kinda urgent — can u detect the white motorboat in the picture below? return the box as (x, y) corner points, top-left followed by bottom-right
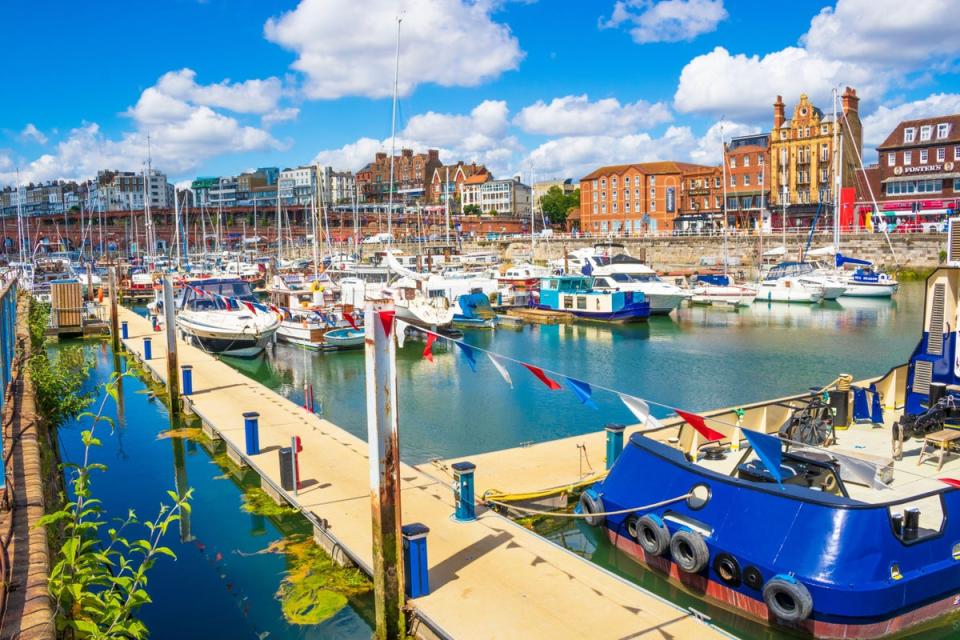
(758, 262), (830, 303)
(689, 274), (758, 307)
(498, 263), (553, 288)
(592, 255), (691, 315)
(758, 276), (824, 304)
(176, 278), (279, 358)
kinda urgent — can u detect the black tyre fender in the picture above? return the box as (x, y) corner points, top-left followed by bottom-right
(670, 529), (710, 573)
(713, 552), (741, 586)
(633, 514), (670, 556)
(743, 565), (763, 590)
(578, 490), (605, 527)
(763, 575), (813, 623)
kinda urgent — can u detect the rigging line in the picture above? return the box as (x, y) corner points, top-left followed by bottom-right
(485, 493), (693, 518)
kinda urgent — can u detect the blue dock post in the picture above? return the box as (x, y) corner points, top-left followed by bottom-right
(605, 424), (625, 470)
(451, 461), (476, 522)
(243, 411), (260, 455)
(143, 336), (152, 360)
(121, 320), (128, 340)
(401, 523), (430, 598)
(181, 365), (193, 396)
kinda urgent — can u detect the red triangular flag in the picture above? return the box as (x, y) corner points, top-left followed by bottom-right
(242, 300), (256, 314)
(378, 310), (395, 337)
(676, 409), (724, 441)
(423, 332), (437, 362)
(522, 363), (562, 390)
(343, 312), (359, 330)
(940, 478), (960, 489)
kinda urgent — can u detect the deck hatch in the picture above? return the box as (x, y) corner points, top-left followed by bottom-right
(928, 283), (945, 356)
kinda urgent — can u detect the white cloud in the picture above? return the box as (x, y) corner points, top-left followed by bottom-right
(0, 154), (12, 172)
(264, 0), (523, 99)
(261, 107), (301, 127)
(153, 68), (283, 114)
(861, 93), (960, 148)
(688, 120), (759, 165)
(402, 100), (510, 149)
(601, 0), (728, 44)
(19, 124), (48, 145)
(312, 137), (388, 172)
(674, 46), (879, 119)
(514, 94), (671, 136)
(802, 0), (960, 66)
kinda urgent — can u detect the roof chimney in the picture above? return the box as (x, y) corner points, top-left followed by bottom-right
(841, 86), (859, 114)
(773, 95), (785, 130)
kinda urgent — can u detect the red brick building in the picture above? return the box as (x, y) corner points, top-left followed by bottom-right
(428, 161), (487, 205)
(580, 161), (722, 235)
(723, 133), (771, 230)
(355, 148), (442, 203)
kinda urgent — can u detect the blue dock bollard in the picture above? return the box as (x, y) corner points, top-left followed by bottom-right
(181, 365), (193, 396)
(451, 461), (476, 522)
(605, 423), (626, 470)
(243, 411), (260, 455)
(121, 320), (128, 340)
(402, 523), (430, 598)
(143, 336), (152, 360)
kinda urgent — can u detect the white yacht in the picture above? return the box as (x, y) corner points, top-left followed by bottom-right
(592, 255), (691, 315)
(175, 278), (280, 358)
(689, 274), (758, 308)
(758, 263), (825, 303)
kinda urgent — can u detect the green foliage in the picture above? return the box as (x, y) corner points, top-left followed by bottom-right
(539, 186), (580, 224)
(38, 371), (193, 639)
(28, 298), (50, 351)
(32, 344), (94, 428)
(462, 204), (482, 216)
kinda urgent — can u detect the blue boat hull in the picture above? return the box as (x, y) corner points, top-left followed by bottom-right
(535, 301), (650, 323)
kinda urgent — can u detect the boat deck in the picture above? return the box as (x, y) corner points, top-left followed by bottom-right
(111, 302), (726, 640)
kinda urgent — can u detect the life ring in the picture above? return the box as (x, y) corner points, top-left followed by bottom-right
(763, 575), (813, 623)
(310, 280), (322, 293)
(713, 553), (741, 587)
(633, 514), (670, 556)
(670, 530), (709, 573)
(578, 490), (605, 527)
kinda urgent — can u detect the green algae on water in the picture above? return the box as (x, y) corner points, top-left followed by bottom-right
(241, 486), (300, 518)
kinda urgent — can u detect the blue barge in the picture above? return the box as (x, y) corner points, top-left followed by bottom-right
(537, 275), (650, 323)
(579, 264), (960, 637)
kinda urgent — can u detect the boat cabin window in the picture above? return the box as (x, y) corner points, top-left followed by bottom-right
(428, 289), (446, 298)
(608, 273), (633, 283)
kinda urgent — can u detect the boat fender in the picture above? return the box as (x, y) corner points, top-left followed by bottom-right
(578, 490), (605, 527)
(743, 565), (763, 590)
(632, 514), (670, 556)
(763, 574), (813, 623)
(713, 553), (741, 587)
(669, 530), (709, 574)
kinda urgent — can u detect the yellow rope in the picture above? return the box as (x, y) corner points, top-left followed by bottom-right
(481, 472), (608, 503)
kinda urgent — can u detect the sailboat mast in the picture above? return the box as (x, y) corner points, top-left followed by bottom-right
(173, 187), (181, 269)
(832, 87), (840, 254)
(275, 181), (282, 261)
(719, 122), (729, 276)
(312, 189), (320, 281)
(386, 15), (402, 241)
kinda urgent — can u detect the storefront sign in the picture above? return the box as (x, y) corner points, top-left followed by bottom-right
(666, 187), (675, 213)
(881, 201), (913, 211)
(894, 164), (944, 175)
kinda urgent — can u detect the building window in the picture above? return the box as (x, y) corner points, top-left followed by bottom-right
(613, 190), (618, 200)
(920, 125), (932, 142)
(601, 204), (606, 213)
(650, 199), (655, 212)
(601, 191), (606, 199)
(821, 125), (828, 135)
(730, 175), (736, 187)
(758, 154), (764, 165)
(904, 127), (916, 143)
(743, 174), (751, 186)
(956, 147), (960, 161)
(593, 191), (598, 201)
(715, 177), (721, 187)
(729, 157), (736, 169)
(624, 201), (631, 212)
(593, 204), (598, 213)
(592, 179), (598, 188)
(887, 153), (895, 167)
(744, 155), (750, 167)
(612, 202), (618, 212)
(885, 179), (943, 195)
(634, 187), (640, 197)
(612, 177), (617, 186)
(938, 147), (946, 162)
(920, 149), (929, 163)
(938, 123), (950, 139)
(805, 127), (810, 137)
(600, 178), (606, 188)
(904, 151), (912, 165)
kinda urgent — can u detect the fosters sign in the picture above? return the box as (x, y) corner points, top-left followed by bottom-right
(893, 162), (955, 175)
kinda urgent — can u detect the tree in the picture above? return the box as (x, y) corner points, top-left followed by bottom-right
(539, 186), (580, 224)
(463, 204), (482, 216)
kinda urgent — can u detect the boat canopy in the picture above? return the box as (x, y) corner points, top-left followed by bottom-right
(835, 253), (872, 268)
(765, 262), (815, 280)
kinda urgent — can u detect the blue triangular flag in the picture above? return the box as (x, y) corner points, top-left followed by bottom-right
(564, 377), (598, 409)
(457, 342), (477, 372)
(253, 302), (269, 313)
(742, 429), (783, 485)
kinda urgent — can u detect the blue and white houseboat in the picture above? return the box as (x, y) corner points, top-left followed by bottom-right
(578, 261), (960, 637)
(537, 275), (650, 322)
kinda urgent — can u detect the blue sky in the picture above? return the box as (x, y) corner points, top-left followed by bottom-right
(3, 0), (958, 187)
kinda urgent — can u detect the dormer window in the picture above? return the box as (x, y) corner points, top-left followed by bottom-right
(938, 123), (950, 139)
(920, 125), (932, 142)
(904, 127), (916, 143)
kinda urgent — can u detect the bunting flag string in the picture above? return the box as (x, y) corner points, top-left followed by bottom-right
(742, 429), (783, 485)
(343, 312), (359, 330)
(940, 478), (960, 489)
(422, 333), (437, 363)
(523, 363), (562, 390)
(618, 393), (651, 427)
(377, 309), (395, 337)
(565, 377), (598, 409)
(396, 320), (409, 348)
(675, 409), (724, 442)
(487, 353), (513, 387)
(457, 342), (478, 372)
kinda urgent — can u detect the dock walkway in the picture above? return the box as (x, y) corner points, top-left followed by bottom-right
(114, 303), (725, 640)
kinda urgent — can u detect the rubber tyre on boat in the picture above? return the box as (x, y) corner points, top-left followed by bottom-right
(669, 530), (709, 573)
(763, 576), (813, 623)
(578, 491), (605, 527)
(633, 515), (670, 556)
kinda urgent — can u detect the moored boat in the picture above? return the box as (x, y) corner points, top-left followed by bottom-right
(175, 278), (279, 358)
(537, 275), (650, 323)
(322, 327), (365, 350)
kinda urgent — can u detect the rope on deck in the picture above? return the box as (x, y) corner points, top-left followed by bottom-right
(485, 492), (693, 518)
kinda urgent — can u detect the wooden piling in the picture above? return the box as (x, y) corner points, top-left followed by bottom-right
(108, 266), (120, 353)
(162, 277), (180, 415)
(364, 301), (405, 639)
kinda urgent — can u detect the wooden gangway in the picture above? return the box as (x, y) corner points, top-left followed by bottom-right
(113, 303), (728, 640)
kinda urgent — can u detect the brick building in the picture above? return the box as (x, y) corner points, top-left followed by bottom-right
(723, 133), (771, 230)
(429, 161), (487, 205)
(579, 161), (722, 235)
(355, 148), (442, 203)
(858, 114), (960, 227)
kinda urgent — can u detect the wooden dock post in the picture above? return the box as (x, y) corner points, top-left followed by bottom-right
(162, 277), (180, 415)
(108, 266), (120, 353)
(364, 300), (405, 640)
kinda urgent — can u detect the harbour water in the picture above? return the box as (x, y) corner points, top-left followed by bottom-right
(108, 282), (940, 639)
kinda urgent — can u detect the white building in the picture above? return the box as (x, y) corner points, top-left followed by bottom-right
(85, 169), (173, 211)
(317, 165), (357, 204)
(279, 166), (317, 205)
(461, 175), (532, 216)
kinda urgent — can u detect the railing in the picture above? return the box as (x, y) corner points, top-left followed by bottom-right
(0, 272), (19, 490)
(464, 228), (947, 243)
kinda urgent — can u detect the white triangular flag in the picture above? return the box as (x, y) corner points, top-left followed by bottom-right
(396, 319), (409, 348)
(619, 393), (651, 427)
(487, 353), (513, 388)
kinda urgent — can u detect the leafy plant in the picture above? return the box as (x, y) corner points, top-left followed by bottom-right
(39, 371), (193, 639)
(32, 345), (94, 427)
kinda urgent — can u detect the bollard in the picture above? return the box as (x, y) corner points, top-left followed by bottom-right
(605, 424), (626, 470)
(243, 411), (260, 455)
(401, 523), (430, 598)
(279, 447), (295, 491)
(151, 315), (160, 332)
(143, 336), (152, 360)
(451, 461), (476, 522)
(181, 365), (193, 396)
(121, 320), (129, 340)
